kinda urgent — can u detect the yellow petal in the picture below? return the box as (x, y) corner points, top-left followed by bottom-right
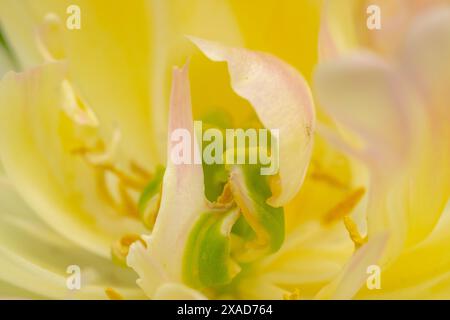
(0, 44), (14, 77)
(316, 232), (388, 299)
(229, 0), (322, 80)
(319, 0), (362, 61)
(357, 201), (450, 299)
(253, 221), (353, 299)
(190, 37), (316, 207)
(0, 0), (158, 166)
(284, 135), (365, 229)
(153, 282), (207, 300)
(0, 62), (145, 257)
(0, 178), (144, 299)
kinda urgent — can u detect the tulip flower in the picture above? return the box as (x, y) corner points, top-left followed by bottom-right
(0, 0), (448, 301)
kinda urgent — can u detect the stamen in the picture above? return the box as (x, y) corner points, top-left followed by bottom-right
(218, 182), (233, 204)
(99, 164), (146, 190)
(118, 182), (140, 218)
(323, 187), (366, 224)
(343, 215), (368, 250)
(129, 161), (152, 180)
(311, 171), (349, 189)
(228, 181), (278, 263)
(35, 13), (65, 61)
(268, 174), (282, 203)
(61, 79), (99, 127)
(36, 13), (98, 127)
(229, 172), (271, 250)
(73, 129), (154, 219)
(209, 182), (234, 209)
(111, 234), (147, 267)
(309, 159), (350, 190)
(82, 127), (121, 165)
(139, 193), (161, 229)
(283, 288), (301, 300)
(105, 288), (124, 300)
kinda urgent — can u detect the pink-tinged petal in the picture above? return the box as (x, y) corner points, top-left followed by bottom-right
(152, 63), (206, 265)
(318, 5), (338, 62)
(316, 232), (389, 299)
(189, 36), (315, 207)
(395, 8), (450, 245)
(314, 52), (413, 173)
(128, 64), (207, 298)
(314, 53), (414, 257)
(318, 0), (362, 61)
(319, 0), (448, 60)
(402, 7), (450, 126)
(362, 0), (449, 57)
(361, 0), (415, 57)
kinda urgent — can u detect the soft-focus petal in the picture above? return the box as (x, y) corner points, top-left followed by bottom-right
(355, 200), (450, 299)
(395, 8), (450, 245)
(0, 0), (160, 166)
(0, 178), (144, 299)
(314, 53), (417, 257)
(284, 135), (366, 230)
(319, 0), (449, 60)
(402, 7), (450, 126)
(316, 232), (388, 299)
(0, 45), (14, 77)
(153, 282), (207, 300)
(314, 52), (413, 170)
(370, 0), (449, 58)
(249, 221), (353, 299)
(0, 62), (145, 257)
(319, 0), (362, 61)
(315, 2), (450, 301)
